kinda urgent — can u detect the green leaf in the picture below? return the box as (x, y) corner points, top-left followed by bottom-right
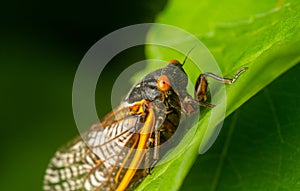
(182, 63), (300, 191)
(136, 0), (300, 190)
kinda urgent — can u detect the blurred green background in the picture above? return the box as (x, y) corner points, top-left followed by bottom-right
(0, 1), (166, 190)
(1, 0), (300, 191)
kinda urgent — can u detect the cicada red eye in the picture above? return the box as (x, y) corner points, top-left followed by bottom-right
(157, 75), (170, 91)
(168, 59), (181, 65)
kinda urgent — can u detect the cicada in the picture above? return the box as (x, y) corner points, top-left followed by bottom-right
(44, 57), (247, 191)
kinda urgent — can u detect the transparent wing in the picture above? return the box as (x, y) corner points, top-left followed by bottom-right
(44, 105), (148, 191)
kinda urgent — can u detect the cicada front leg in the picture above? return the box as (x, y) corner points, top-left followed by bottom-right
(195, 67), (248, 107)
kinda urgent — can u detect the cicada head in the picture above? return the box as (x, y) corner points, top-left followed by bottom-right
(124, 59), (189, 105)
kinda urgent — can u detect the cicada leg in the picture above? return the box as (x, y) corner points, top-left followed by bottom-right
(195, 67), (248, 107)
(144, 137), (154, 174)
(146, 114), (165, 174)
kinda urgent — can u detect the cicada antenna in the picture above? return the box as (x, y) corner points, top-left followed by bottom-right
(182, 45), (197, 66)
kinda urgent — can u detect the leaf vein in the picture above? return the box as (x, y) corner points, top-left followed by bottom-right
(210, 111), (240, 191)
